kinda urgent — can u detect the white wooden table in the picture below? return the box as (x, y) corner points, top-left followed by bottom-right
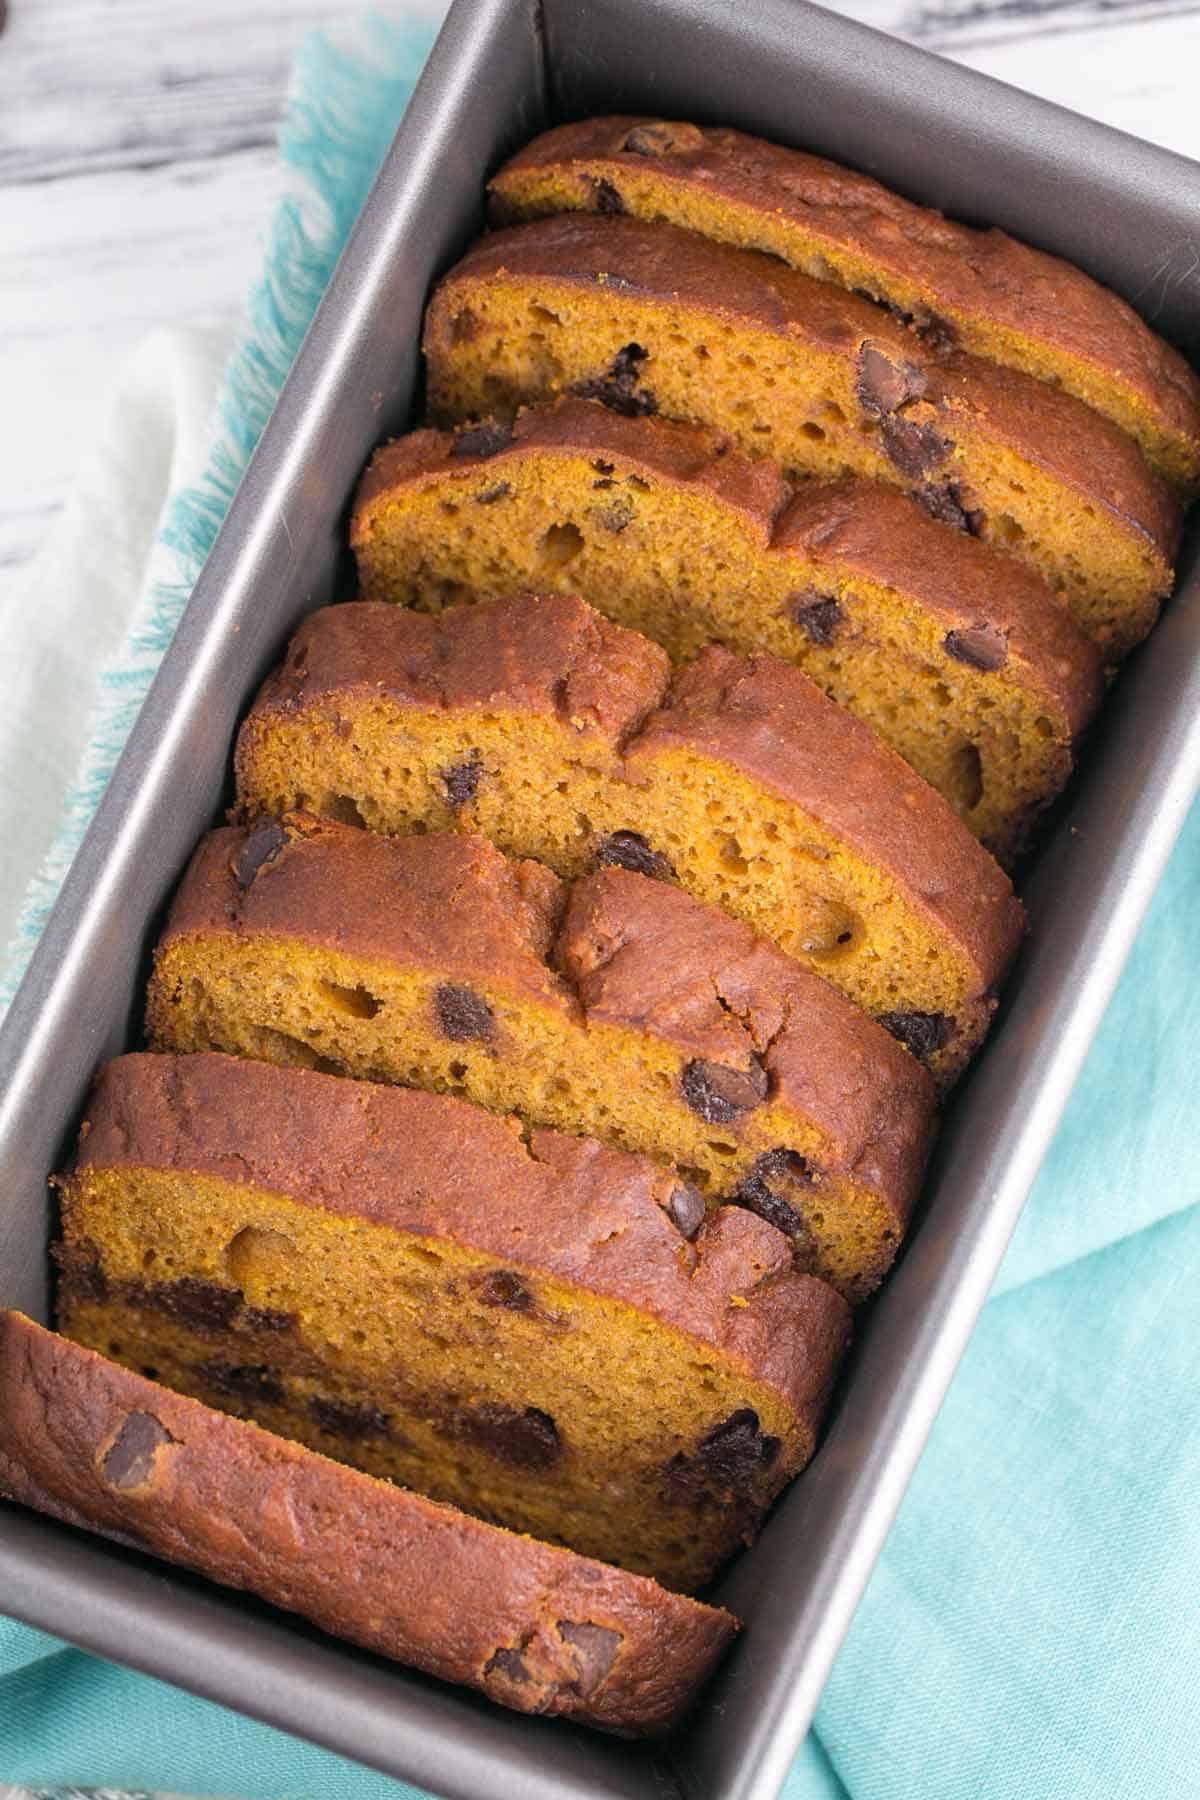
(1, 0), (1197, 599)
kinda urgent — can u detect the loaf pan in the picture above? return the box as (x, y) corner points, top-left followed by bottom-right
(2, 1), (1199, 1795)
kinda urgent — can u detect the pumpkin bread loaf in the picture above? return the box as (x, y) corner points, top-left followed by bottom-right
(350, 398), (1104, 859)
(144, 825), (934, 1295)
(54, 1054), (850, 1590)
(233, 601), (1025, 1079)
(488, 117), (1200, 492)
(0, 1313), (737, 1731)
(423, 216), (1180, 658)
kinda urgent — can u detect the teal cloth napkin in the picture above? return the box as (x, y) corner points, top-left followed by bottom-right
(3, 17), (1199, 1797)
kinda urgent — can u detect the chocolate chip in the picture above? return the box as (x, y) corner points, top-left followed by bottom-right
(54, 1247), (109, 1306)
(591, 459), (615, 477)
(681, 1057), (769, 1124)
(309, 1394), (392, 1440)
(594, 495), (635, 532)
(484, 1645), (532, 1685)
(944, 625), (1008, 672)
(877, 1009), (951, 1061)
(594, 829), (675, 882)
(449, 419), (515, 460)
(573, 343), (657, 418)
(556, 1621), (623, 1696)
(232, 819), (290, 890)
(101, 1411), (173, 1490)
(478, 1269), (535, 1312)
(434, 983), (495, 1044)
(620, 122), (703, 156)
(474, 481), (512, 505)
(240, 1305), (293, 1334)
(914, 483), (980, 534)
(916, 311), (958, 354)
(441, 753), (482, 811)
(664, 1407), (782, 1500)
(700, 1409), (782, 1478)
(855, 344), (927, 416)
(666, 1182), (705, 1239)
(730, 1148), (813, 1238)
(457, 1402), (561, 1469)
(789, 592), (845, 645)
(588, 176), (625, 215)
(198, 1361), (285, 1407)
(880, 415), (950, 479)
(144, 1277), (241, 1333)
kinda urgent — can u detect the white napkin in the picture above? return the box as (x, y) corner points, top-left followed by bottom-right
(2, 324), (234, 956)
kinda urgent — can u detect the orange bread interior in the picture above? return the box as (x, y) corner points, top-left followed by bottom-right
(423, 216), (1179, 658)
(57, 1054), (849, 1591)
(350, 402), (1103, 860)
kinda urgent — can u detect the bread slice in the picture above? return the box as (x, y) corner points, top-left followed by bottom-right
(423, 215), (1181, 658)
(144, 822), (933, 1296)
(350, 398), (1103, 860)
(488, 117), (1200, 493)
(0, 1311), (737, 1731)
(54, 1054), (850, 1591)
(233, 599), (1025, 1081)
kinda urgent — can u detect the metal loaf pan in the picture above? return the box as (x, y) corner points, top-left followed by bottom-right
(2, 1), (1199, 1795)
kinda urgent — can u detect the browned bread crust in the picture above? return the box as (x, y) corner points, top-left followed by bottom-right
(66, 1052), (851, 1420)
(351, 397), (1104, 858)
(249, 567), (671, 748)
(423, 215), (1180, 657)
(145, 822), (934, 1295)
(489, 117), (1200, 490)
(0, 1311), (737, 1734)
(233, 601), (1024, 1081)
(634, 643), (1025, 998)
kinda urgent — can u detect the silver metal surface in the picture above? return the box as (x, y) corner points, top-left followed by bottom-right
(2, 0), (1198, 1795)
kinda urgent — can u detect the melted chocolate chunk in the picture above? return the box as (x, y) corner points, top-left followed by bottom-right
(556, 1621), (623, 1696)
(474, 480), (513, 505)
(198, 1361), (285, 1407)
(665, 1407), (781, 1500)
(944, 625), (1009, 672)
(877, 1009), (951, 1062)
(449, 419), (515, 460)
(232, 819), (290, 890)
(594, 829), (675, 882)
(434, 983), (496, 1044)
(477, 1269), (535, 1312)
(914, 483), (980, 535)
(54, 1247), (109, 1306)
(917, 311), (958, 354)
(309, 1394), (392, 1441)
(789, 592), (845, 645)
(680, 1056), (769, 1125)
(573, 343), (657, 418)
(484, 1645), (531, 1685)
(880, 415), (951, 480)
(730, 1148), (813, 1238)
(144, 1277), (241, 1333)
(595, 495), (635, 533)
(458, 1402), (562, 1470)
(855, 344), (927, 417)
(101, 1411), (173, 1490)
(441, 753), (483, 811)
(241, 1305), (293, 1334)
(666, 1181), (705, 1240)
(588, 176), (625, 215)
(620, 122), (703, 156)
